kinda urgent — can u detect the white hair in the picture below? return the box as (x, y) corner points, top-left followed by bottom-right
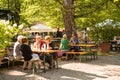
(17, 35), (23, 41)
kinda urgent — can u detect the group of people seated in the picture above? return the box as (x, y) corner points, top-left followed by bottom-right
(13, 35), (56, 70)
(0, 32), (80, 69)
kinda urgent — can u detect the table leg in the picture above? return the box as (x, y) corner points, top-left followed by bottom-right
(43, 53), (46, 72)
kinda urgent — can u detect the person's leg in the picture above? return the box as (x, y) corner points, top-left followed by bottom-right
(69, 49), (74, 59)
(52, 53), (57, 60)
(28, 61), (32, 69)
(45, 55), (52, 68)
(51, 53), (56, 68)
(23, 61), (28, 69)
(39, 54), (47, 69)
(15, 56), (22, 60)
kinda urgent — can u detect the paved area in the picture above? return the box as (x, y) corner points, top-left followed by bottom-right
(0, 52), (120, 80)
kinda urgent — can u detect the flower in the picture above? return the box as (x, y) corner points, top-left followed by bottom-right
(0, 20), (22, 50)
(5, 31), (9, 34)
(13, 23), (17, 27)
(18, 24), (23, 29)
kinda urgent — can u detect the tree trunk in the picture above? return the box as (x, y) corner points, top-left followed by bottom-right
(62, 0), (76, 40)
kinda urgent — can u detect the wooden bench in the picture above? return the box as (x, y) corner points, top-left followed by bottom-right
(91, 49), (98, 60)
(13, 59), (45, 73)
(0, 56), (13, 67)
(64, 51), (88, 61)
(0, 61), (8, 67)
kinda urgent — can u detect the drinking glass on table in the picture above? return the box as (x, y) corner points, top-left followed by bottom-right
(30, 43), (34, 50)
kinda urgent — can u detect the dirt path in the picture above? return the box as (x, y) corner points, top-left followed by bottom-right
(0, 52), (120, 80)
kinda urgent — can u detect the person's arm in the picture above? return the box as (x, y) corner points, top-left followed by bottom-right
(15, 44), (21, 57)
(59, 39), (63, 49)
(48, 42), (54, 50)
(69, 37), (75, 44)
(33, 42), (37, 49)
(69, 38), (72, 43)
(59, 44), (62, 50)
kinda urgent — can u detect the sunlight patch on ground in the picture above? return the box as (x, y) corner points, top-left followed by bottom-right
(4, 70), (26, 76)
(61, 63), (98, 73)
(61, 62), (120, 72)
(61, 76), (82, 80)
(60, 62), (106, 76)
(25, 75), (49, 80)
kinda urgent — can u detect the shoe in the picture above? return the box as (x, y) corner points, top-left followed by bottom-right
(48, 66), (52, 69)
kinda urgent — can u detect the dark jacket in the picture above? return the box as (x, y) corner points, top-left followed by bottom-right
(20, 44), (32, 61)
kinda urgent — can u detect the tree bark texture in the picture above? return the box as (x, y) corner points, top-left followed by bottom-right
(62, 0), (76, 40)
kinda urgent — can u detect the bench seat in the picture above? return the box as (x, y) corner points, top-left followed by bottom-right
(62, 51), (88, 61)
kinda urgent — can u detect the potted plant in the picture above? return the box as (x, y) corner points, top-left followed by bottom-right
(88, 24), (120, 53)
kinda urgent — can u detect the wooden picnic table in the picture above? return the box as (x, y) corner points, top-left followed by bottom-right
(70, 43), (96, 51)
(32, 49), (59, 72)
(69, 44), (97, 61)
(70, 43), (95, 47)
(32, 49), (58, 53)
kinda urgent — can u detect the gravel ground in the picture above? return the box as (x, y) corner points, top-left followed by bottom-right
(0, 52), (120, 80)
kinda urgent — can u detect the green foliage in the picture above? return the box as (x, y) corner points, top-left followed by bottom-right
(75, 0), (120, 29)
(0, 20), (22, 50)
(20, 0), (63, 28)
(1, 0), (120, 36)
(88, 23), (120, 43)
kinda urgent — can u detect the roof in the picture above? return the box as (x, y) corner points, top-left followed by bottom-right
(23, 24), (56, 32)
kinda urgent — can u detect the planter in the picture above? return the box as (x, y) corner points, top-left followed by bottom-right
(99, 43), (110, 53)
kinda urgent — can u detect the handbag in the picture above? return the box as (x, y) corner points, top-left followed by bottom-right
(57, 50), (62, 58)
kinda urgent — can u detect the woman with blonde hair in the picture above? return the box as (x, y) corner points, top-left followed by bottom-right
(59, 34), (69, 52)
(42, 36), (55, 69)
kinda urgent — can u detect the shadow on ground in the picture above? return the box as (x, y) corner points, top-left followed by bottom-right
(0, 66), (107, 80)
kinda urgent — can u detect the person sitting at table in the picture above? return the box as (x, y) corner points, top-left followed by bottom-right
(32, 35), (44, 67)
(33, 35), (44, 51)
(59, 34), (69, 57)
(69, 33), (79, 52)
(13, 35), (24, 60)
(20, 37), (40, 70)
(42, 36), (56, 69)
(69, 33), (80, 59)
